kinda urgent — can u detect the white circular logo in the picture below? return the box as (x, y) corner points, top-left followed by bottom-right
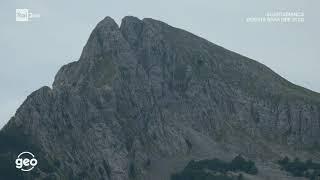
(15, 152), (38, 171)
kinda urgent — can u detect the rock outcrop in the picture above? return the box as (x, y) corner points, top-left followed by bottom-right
(0, 16), (319, 180)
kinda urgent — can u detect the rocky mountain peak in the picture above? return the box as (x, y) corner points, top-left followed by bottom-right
(120, 16), (143, 48)
(80, 16), (125, 60)
(1, 16), (320, 180)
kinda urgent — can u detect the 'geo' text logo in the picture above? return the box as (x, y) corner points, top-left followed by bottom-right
(15, 152), (38, 171)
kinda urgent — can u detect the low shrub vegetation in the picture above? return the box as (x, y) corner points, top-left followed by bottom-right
(171, 155), (257, 180)
(278, 156), (320, 180)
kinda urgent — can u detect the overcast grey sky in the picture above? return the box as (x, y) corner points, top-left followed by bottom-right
(0, 0), (319, 128)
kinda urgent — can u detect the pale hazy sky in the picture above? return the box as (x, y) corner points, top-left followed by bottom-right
(0, 0), (319, 128)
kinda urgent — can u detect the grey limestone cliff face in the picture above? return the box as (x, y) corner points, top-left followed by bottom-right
(1, 16), (320, 180)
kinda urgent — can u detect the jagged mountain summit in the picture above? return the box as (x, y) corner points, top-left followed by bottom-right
(0, 16), (320, 180)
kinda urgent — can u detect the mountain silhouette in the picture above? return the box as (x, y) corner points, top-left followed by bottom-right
(1, 16), (319, 180)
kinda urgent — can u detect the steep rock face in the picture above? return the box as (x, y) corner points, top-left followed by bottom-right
(1, 16), (320, 180)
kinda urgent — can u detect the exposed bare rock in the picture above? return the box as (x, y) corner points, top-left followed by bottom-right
(0, 16), (319, 180)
